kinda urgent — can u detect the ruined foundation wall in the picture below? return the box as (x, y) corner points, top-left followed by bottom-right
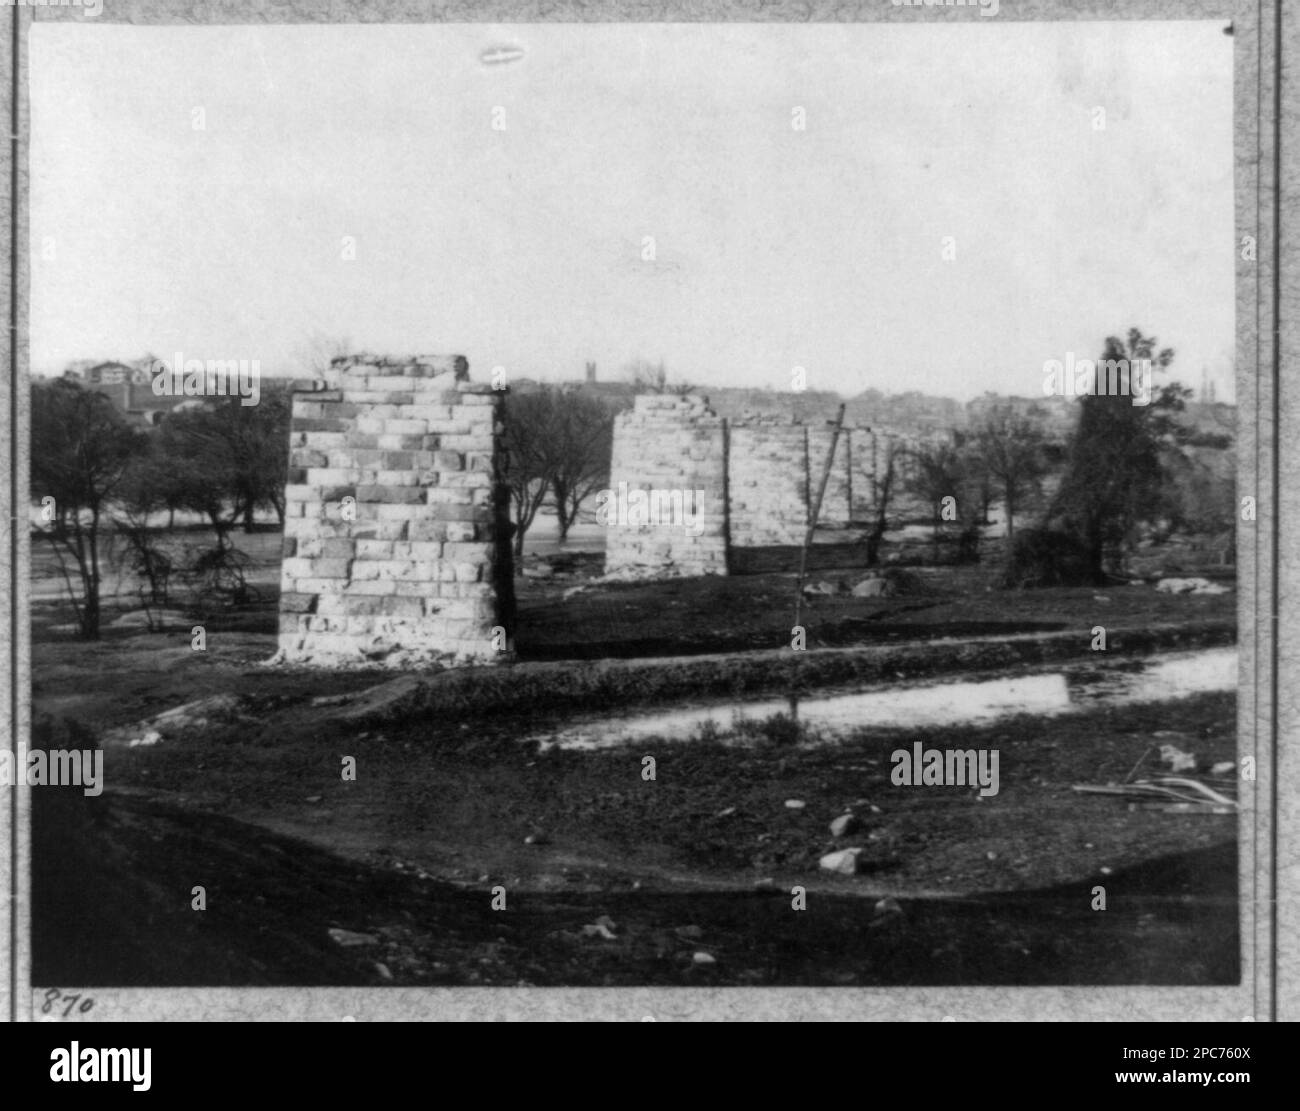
(277, 355), (511, 667)
(727, 424), (809, 547)
(603, 395), (729, 577)
(722, 424), (859, 547)
(606, 398), (915, 576)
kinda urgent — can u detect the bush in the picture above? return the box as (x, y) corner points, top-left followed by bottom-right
(1001, 527), (1103, 589)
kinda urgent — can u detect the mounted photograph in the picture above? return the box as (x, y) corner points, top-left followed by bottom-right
(23, 15), (1240, 997)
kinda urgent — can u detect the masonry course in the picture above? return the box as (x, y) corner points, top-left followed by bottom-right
(274, 355), (513, 668)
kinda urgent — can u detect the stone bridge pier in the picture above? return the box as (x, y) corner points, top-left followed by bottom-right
(275, 354), (514, 668)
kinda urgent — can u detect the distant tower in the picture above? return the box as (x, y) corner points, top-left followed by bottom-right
(585, 361), (596, 384)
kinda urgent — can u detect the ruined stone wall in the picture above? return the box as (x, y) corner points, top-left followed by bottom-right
(603, 394), (729, 577)
(727, 423), (808, 547)
(724, 423), (861, 546)
(605, 398), (921, 576)
(277, 355), (512, 667)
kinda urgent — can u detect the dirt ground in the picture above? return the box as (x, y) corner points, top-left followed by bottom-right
(29, 547), (1240, 987)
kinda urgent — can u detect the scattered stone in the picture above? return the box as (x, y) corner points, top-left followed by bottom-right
(830, 813), (860, 838)
(146, 694), (246, 735)
(328, 928), (379, 947)
(784, 799), (806, 810)
(1155, 576), (1229, 595)
(581, 922), (618, 941)
(801, 580), (839, 597)
(1158, 744), (1198, 773)
(873, 897), (903, 918)
(523, 833), (550, 846)
(1211, 760), (1236, 776)
(304, 795), (323, 804)
(692, 951), (717, 966)
(128, 730), (163, 748)
(851, 577), (889, 598)
(819, 848), (864, 875)
(715, 806), (737, 818)
(374, 962), (393, 981)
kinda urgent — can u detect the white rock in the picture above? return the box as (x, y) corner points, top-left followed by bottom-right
(819, 848), (864, 875)
(1159, 744), (1198, 773)
(830, 813), (860, 838)
(851, 577), (888, 598)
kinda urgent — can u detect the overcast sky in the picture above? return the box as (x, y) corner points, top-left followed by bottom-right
(31, 20), (1234, 400)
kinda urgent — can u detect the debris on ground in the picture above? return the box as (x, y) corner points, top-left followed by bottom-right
(128, 730), (163, 748)
(851, 577), (891, 598)
(1073, 776), (1237, 811)
(328, 928), (379, 947)
(819, 848), (864, 875)
(581, 914), (619, 941)
(801, 580), (841, 597)
(1158, 744), (1199, 774)
(1154, 577), (1230, 595)
(873, 897), (903, 918)
(829, 813), (860, 838)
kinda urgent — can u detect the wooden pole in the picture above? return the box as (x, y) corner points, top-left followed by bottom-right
(794, 403), (847, 637)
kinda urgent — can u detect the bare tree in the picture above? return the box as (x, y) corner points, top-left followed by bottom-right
(31, 378), (144, 638)
(502, 389), (557, 559)
(626, 357), (692, 396)
(858, 433), (904, 567)
(626, 358), (667, 393)
(547, 387), (615, 541)
(968, 403), (1049, 542)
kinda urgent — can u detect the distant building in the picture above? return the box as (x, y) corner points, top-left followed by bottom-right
(59, 357), (192, 426)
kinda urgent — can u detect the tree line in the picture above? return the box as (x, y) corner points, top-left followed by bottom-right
(29, 329), (1233, 639)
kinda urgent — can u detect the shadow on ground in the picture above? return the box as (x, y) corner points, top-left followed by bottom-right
(33, 788), (1237, 988)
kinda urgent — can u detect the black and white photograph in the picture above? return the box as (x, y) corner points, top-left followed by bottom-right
(5, 0), (1282, 1030)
